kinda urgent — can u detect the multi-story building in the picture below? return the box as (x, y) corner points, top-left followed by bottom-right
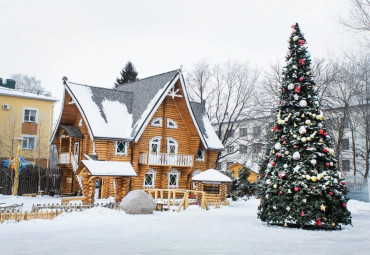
(0, 78), (57, 168)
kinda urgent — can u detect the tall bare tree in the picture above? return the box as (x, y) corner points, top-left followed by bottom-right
(10, 74), (44, 91)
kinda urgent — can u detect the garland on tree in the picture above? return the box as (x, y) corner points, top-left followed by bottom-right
(257, 23), (352, 230)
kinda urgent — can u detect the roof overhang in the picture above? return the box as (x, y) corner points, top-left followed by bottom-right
(80, 160), (137, 177)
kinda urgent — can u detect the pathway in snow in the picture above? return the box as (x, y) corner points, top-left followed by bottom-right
(0, 196), (369, 255)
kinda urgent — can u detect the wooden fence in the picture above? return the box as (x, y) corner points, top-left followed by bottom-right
(0, 166), (61, 195)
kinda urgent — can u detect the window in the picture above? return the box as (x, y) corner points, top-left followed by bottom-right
(167, 168), (180, 188)
(341, 138), (349, 150)
(204, 184), (220, 194)
(149, 137), (161, 153)
(24, 108), (38, 123)
(252, 143), (262, 153)
(167, 137), (178, 154)
(228, 129), (235, 138)
(240, 145), (248, 154)
(240, 127), (248, 137)
(143, 168), (156, 188)
(22, 135), (36, 150)
(226, 162), (234, 169)
(115, 141), (128, 156)
(226, 146), (234, 153)
(196, 149), (205, 161)
(253, 126), (261, 135)
(215, 162), (222, 170)
(342, 160), (350, 172)
(79, 118), (83, 126)
(151, 117), (162, 127)
(167, 118), (178, 129)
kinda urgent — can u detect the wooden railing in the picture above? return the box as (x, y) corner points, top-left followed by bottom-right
(139, 153), (193, 167)
(59, 153), (70, 164)
(144, 188), (208, 212)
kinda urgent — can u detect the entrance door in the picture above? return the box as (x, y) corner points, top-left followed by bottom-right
(74, 142), (80, 162)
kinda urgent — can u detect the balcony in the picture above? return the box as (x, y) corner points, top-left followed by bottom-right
(59, 153), (79, 171)
(139, 153), (193, 167)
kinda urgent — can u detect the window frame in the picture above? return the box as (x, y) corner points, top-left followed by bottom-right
(115, 141), (128, 156)
(23, 108), (38, 123)
(240, 127), (248, 137)
(151, 117), (162, 127)
(22, 135), (37, 150)
(167, 118), (178, 129)
(226, 145), (234, 153)
(342, 160), (350, 172)
(149, 136), (162, 153)
(196, 149), (205, 162)
(239, 144), (248, 154)
(341, 138), (350, 151)
(167, 168), (181, 188)
(166, 137), (178, 154)
(143, 168), (157, 188)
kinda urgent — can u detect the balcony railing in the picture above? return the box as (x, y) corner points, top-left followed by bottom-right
(59, 153), (79, 172)
(139, 153), (193, 167)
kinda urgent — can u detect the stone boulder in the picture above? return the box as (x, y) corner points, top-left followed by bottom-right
(120, 190), (156, 214)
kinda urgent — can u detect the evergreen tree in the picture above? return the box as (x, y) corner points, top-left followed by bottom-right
(231, 167), (255, 200)
(257, 23), (352, 229)
(114, 61), (138, 88)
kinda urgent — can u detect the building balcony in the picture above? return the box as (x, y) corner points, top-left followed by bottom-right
(59, 153), (79, 171)
(139, 153), (193, 167)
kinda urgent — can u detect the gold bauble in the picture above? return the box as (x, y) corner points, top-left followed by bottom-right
(273, 184), (278, 189)
(331, 222), (336, 227)
(307, 137), (311, 141)
(311, 176), (317, 182)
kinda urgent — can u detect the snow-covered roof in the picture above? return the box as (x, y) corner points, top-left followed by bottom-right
(53, 69), (223, 150)
(190, 102), (224, 150)
(0, 87), (57, 101)
(81, 160), (137, 176)
(192, 169), (232, 183)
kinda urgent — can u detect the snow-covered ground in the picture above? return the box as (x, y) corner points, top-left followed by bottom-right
(1, 195), (370, 255)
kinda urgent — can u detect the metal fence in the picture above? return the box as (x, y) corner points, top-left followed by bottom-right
(345, 175), (369, 202)
(0, 166), (61, 196)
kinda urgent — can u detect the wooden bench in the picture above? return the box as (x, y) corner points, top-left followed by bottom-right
(23, 193), (37, 197)
(61, 196), (84, 205)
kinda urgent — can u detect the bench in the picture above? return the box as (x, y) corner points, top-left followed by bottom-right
(61, 196), (84, 205)
(23, 193), (37, 197)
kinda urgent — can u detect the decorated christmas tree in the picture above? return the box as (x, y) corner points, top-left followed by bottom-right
(257, 23), (352, 229)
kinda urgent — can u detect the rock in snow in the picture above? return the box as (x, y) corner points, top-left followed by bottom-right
(120, 190), (156, 214)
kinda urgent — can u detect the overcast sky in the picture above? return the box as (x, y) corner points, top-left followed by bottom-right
(0, 0), (360, 106)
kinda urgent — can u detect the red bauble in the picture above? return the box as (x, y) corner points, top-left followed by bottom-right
(293, 145), (297, 149)
(276, 153), (282, 158)
(271, 162), (276, 166)
(295, 85), (301, 93)
(325, 163), (330, 167)
(298, 39), (305, 46)
(299, 77), (304, 82)
(319, 129), (324, 135)
(317, 218), (322, 226)
(313, 187), (316, 190)
(294, 187), (299, 192)
(301, 211), (305, 216)
(274, 124), (278, 131)
(342, 203), (346, 208)
(341, 181), (346, 186)
(299, 59), (305, 65)
(323, 148), (328, 153)
(329, 192), (334, 196)
(323, 132), (327, 137)
(283, 87), (286, 91)
(280, 191), (284, 195)
(265, 174), (268, 178)
(283, 140), (287, 144)
(292, 24), (297, 29)
(306, 146), (310, 150)
(281, 135), (285, 139)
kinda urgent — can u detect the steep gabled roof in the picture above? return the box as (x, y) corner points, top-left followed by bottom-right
(190, 102), (224, 150)
(51, 69), (223, 150)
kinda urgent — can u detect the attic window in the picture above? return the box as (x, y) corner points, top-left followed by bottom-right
(79, 119), (83, 126)
(167, 118), (178, 129)
(196, 149), (205, 162)
(151, 117), (162, 127)
(115, 141), (128, 156)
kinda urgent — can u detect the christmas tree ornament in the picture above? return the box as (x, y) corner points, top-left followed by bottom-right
(285, 151), (289, 155)
(311, 159), (317, 165)
(294, 94), (299, 100)
(299, 77), (304, 82)
(294, 187), (299, 192)
(342, 203), (346, 208)
(301, 211), (305, 216)
(271, 162), (276, 166)
(329, 148), (335, 155)
(286, 206), (291, 211)
(299, 126), (307, 134)
(293, 36), (299, 41)
(305, 120), (311, 125)
(280, 191), (284, 195)
(283, 164), (288, 169)
(298, 39), (305, 45)
(311, 176), (317, 182)
(266, 179), (271, 185)
(293, 165), (300, 173)
(275, 143), (282, 150)
(323, 148), (328, 153)
(295, 85), (301, 93)
(303, 198), (307, 203)
(288, 83), (295, 90)
(292, 65), (298, 69)
(273, 184), (278, 189)
(317, 218), (322, 226)
(330, 162), (333, 166)
(331, 222), (336, 227)
(299, 100), (307, 107)
(301, 137), (307, 143)
(299, 59), (305, 65)
(293, 151), (301, 160)
(306, 71), (311, 75)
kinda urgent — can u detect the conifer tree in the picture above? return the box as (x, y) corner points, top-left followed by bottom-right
(231, 167), (254, 199)
(257, 23), (352, 229)
(114, 61), (138, 88)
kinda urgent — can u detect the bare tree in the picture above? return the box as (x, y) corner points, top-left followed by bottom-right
(187, 61), (260, 163)
(10, 74), (44, 91)
(339, 0), (370, 46)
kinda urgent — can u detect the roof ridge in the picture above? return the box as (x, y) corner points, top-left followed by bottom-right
(116, 69), (179, 88)
(66, 81), (133, 95)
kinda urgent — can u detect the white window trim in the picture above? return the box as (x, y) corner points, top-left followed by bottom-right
(149, 136), (162, 153)
(23, 107), (38, 123)
(167, 118), (178, 129)
(151, 117), (162, 127)
(167, 168), (181, 189)
(143, 168), (157, 188)
(166, 137), (178, 154)
(196, 149), (205, 162)
(115, 141), (128, 156)
(22, 135), (37, 151)
(79, 118), (83, 126)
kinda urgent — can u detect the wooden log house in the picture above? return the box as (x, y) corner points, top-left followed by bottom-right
(51, 70), (224, 204)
